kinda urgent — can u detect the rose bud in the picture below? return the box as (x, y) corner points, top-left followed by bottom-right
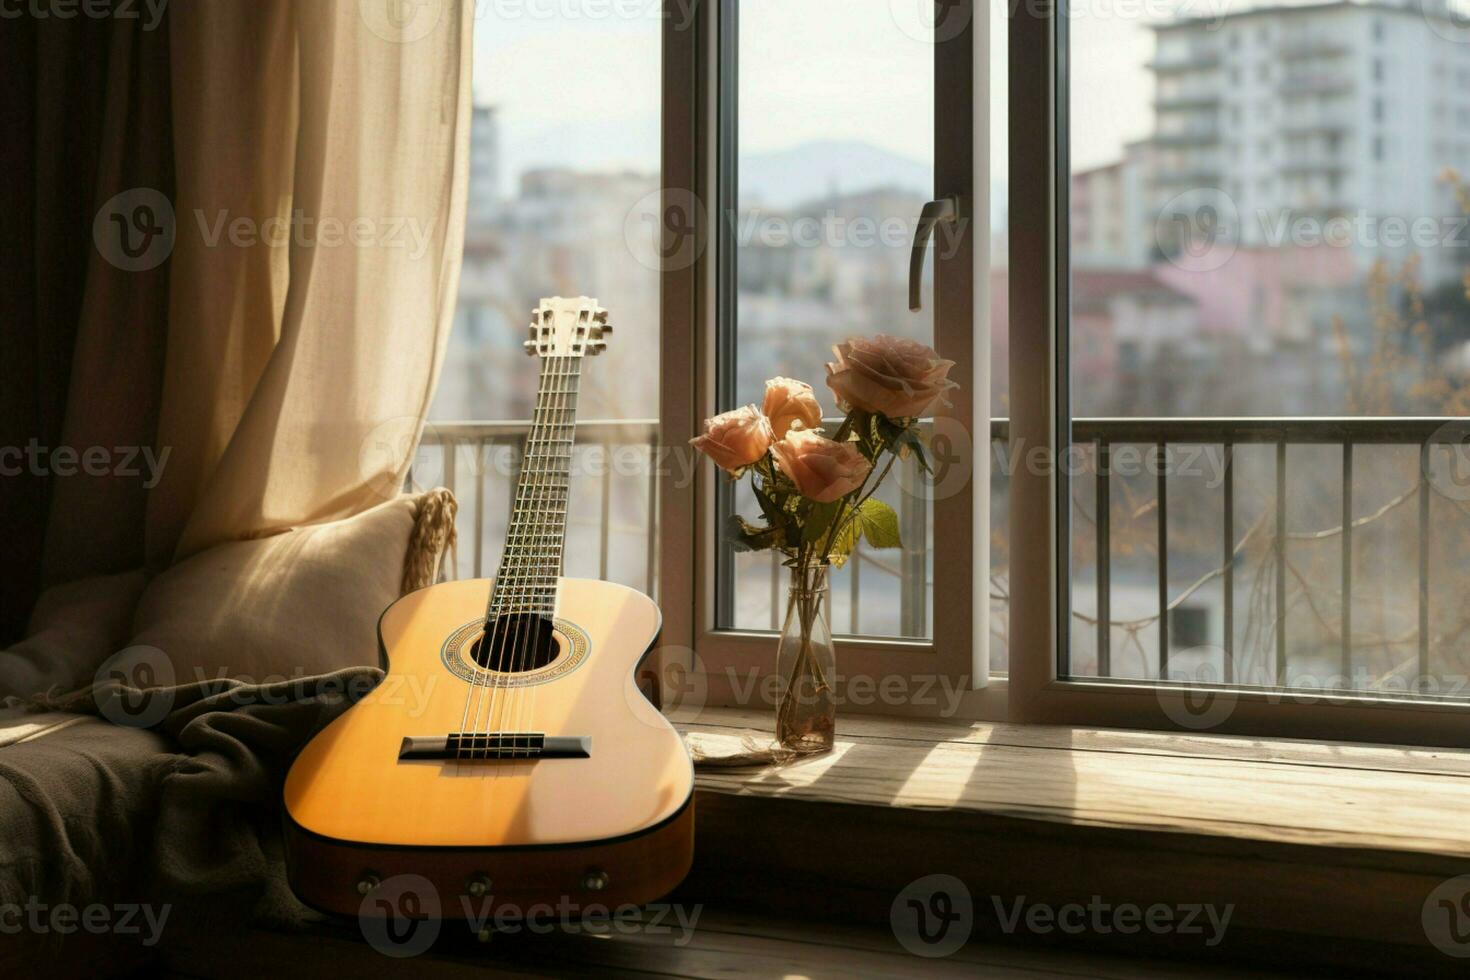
(771, 428), (871, 504)
(689, 405), (774, 474)
(762, 376), (824, 439)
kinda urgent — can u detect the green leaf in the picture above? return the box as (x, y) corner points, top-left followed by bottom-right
(725, 514), (783, 553)
(800, 500), (842, 548)
(753, 483), (785, 526)
(894, 426), (932, 474)
(855, 498), (902, 550)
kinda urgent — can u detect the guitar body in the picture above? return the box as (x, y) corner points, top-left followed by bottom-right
(283, 575), (695, 919)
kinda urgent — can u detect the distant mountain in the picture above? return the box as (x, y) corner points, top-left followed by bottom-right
(739, 141), (932, 209)
(740, 139), (1010, 232)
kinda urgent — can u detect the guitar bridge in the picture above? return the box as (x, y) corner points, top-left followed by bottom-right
(398, 733), (592, 761)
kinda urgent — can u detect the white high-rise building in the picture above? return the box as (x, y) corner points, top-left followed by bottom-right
(466, 105), (501, 232)
(1149, 0), (1470, 285)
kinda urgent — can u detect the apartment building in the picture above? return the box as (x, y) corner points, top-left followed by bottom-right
(1153, 0), (1470, 283)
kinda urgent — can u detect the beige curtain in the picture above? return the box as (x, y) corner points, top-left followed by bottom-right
(149, 0), (471, 565)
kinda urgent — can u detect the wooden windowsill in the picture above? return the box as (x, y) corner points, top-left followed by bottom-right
(676, 708), (1470, 973)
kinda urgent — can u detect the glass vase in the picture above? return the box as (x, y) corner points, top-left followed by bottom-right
(774, 563), (836, 754)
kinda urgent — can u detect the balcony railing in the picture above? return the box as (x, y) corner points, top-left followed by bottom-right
(418, 417), (1466, 691)
(415, 418), (930, 637)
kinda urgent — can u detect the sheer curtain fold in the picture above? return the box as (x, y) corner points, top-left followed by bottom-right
(152, 0), (472, 564)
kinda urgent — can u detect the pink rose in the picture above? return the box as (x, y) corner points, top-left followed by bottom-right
(771, 428), (871, 503)
(690, 405), (773, 474)
(762, 377), (824, 439)
(825, 335), (957, 419)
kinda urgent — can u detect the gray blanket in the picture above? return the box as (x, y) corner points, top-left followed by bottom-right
(0, 667), (381, 972)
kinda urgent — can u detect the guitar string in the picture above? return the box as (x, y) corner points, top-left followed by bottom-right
(496, 350), (557, 759)
(492, 351), (564, 757)
(458, 349), (555, 759)
(514, 344), (579, 758)
(505, 347), (576, 758)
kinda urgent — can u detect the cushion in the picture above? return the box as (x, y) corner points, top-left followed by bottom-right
(122, 490), (455, 685)
(0, 570), (148, 700)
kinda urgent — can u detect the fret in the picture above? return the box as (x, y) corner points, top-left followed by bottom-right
(485, 355), (586, 621)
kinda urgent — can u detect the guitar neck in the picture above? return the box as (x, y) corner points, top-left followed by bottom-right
(487, 355), (584, 619)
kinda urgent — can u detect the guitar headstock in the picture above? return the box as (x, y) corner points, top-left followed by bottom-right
(523, 296), (612, 359)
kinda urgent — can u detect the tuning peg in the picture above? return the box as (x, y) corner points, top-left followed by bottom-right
(594, 310), (609, 324)
(599, 323), (613, 335)
(523, 340), (538, 356)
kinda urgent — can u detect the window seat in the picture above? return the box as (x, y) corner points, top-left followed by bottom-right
(677, 707), (1470, 975)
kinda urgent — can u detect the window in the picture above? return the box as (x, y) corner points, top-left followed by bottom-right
(427, 6), (663, 595)
(1007, 0), (1470, 745)
(721, 1), (939, 642)
(659, 0), (990, 712)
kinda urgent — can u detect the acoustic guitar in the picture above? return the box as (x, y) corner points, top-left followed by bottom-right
(283, 297), (694, 921)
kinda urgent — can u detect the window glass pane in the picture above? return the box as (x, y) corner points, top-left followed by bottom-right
(721, 0), (936, 639)
(1065, 0), (1470, 698)
(989, 0), (1010, 673)
(427, 8), (661, 594)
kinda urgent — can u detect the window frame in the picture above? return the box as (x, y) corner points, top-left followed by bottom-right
(1005, 1), (1470, 748)
(658, 0), (996, 719)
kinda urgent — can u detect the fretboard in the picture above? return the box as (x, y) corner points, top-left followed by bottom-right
(486, 356), (583, 622)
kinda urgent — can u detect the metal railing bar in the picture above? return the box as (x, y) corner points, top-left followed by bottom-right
(1223, 441), (1234, 685)
(645, 445), (659, 596)
(769, 553), (781, 632)
(1096, 438), (1111, 677)
(1157, 441), (1169, 679)
(598, 452), (613, 582)
(474, 441), (486, 578)
(1066, 417), (1459, 444)
(1419, 441), (1431, 687)
(1341, 441), (1352, 684)
(1276, 441), (1288, 687)
(422, 418), (660, 442)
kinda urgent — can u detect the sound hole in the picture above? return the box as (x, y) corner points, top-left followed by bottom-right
(469, 615), (558, 672)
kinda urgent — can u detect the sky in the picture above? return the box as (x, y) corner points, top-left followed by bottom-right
(468, 0), (1225, 193)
